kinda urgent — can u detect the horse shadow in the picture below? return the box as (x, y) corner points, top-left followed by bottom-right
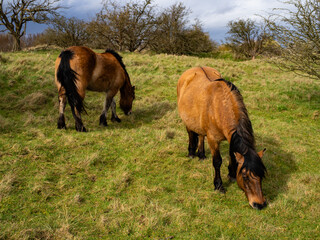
(256, 135), (296, 202)
(88, 100), (176, 131)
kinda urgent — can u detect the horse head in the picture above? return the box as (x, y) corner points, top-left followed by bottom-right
(234, 149), (267, 210)
(120, 85), (135, 115)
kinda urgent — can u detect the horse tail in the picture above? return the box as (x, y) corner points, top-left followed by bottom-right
(57, 50), (86, 114)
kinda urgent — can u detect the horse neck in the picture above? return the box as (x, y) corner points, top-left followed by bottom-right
(229, 91), (256, 151)
(120, 74), (132, 99)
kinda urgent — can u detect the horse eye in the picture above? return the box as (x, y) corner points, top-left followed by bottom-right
(242, 173), (249, 181)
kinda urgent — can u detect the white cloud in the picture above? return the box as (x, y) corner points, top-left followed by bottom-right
(152, 0), (289, 40)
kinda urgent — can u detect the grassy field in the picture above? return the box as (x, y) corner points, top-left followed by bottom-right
(0, 49), (319, 239)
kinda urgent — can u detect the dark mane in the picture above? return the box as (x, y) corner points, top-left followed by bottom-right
(105, 49), (130, 82)
(214, 78), (239, 92)
(230, 131), (266, 179)
(199, 67), (239, 92)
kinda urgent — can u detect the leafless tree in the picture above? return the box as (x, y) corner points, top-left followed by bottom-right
(40, 16), (89, 47)
(225, 18), (271, 60)
(89, 0), (157, 52)
(150, 2), (190, 54)
(264, 0), (320, 80)
(149, 3), (215, 55)
(0, 0), (61, 51)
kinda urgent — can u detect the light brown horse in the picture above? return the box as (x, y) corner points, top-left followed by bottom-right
(54, 46), (135, 132)
(177, 66), (267, 210)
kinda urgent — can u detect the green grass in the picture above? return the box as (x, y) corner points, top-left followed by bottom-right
(0, 49), (320, 239)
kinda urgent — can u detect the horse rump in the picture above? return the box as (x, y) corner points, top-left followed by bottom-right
(57, 50), (86, 114)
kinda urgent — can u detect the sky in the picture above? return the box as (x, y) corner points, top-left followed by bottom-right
(22, 0), (289, 42)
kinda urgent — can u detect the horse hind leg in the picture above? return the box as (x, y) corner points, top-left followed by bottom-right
(186, 128), (199, 158)
(71, 107), (87, 132)
(57, 90), (67, 129)
(197, 135), (206, 160)
(111, 98), (121, 123)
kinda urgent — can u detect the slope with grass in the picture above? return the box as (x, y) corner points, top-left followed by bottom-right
(0, 50), (319, 239)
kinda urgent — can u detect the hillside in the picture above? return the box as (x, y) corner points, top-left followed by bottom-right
(0, 50), (319, 239)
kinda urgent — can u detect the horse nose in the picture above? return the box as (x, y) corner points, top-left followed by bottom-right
(127, 110), (132, 115)
(252, 201), (267, 210)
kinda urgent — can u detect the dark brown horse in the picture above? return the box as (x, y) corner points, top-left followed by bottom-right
(177, 66), (267, 210)
(54, 46), (135, 132)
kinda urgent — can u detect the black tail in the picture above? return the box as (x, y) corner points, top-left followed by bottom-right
(57, 50), (86, 114)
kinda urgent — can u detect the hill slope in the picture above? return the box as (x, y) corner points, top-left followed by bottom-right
(0, 50), (320, 239)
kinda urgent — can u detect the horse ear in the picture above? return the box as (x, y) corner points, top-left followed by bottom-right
(234, 152), (244, 164)
(257, 148), (266, 158)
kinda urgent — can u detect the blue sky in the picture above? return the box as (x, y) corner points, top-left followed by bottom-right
(23, 0), (289, 42)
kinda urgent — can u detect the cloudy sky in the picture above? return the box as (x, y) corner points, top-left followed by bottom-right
(25, 0), (289, 42)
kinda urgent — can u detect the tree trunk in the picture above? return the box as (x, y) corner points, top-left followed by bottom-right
(13, 36), (22, 51)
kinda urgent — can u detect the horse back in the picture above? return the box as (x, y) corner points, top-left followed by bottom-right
(177, 67), (239, 140)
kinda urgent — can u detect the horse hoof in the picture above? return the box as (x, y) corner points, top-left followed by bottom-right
(198, 154), (206, 160)
(215, 185), (226, 194)
(99, 121), (108, 127)
(76, 125), (87, 132)
(57, 124), (66, 130)
(228, 175), (236, 183)
(111, 117), (121, 123)
(217, 187), (226, 194)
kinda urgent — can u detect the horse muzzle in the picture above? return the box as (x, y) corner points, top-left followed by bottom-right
(126, 110), (132, 116)
(250, 201), (267, 210)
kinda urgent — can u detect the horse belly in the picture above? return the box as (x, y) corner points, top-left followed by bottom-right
(178, 97), (207, 136)
(86, 77), (109, 92)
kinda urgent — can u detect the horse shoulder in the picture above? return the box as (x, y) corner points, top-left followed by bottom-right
(91, 54), (105, 81)
(210, 83), (239, 139)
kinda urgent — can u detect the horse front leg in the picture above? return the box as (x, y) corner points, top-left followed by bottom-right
(57, 90), (67, 129)
(99, 93), (113, 126)
(212, 150), (225, 193)
(197, 135), (206, 160)
(111, 98), (121, 123)
(207, 136), (225, 193)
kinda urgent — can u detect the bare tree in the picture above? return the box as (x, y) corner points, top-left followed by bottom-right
(264, 0), (320, 80)
(181, 19), (216, 55)
(0, 0), (61, 51)
(89, 0), (157, 52)
(225, 19), (271, 60)
(150, 2), (190, 54)
(149, 3), (215, 55)
(40, 16), (89, 47)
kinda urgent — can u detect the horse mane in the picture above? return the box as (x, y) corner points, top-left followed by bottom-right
(105, 49), (130, 83)
(226, 83), (266, 179)
(200, 67), (266, 178)
(105, 49), (134, 113)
